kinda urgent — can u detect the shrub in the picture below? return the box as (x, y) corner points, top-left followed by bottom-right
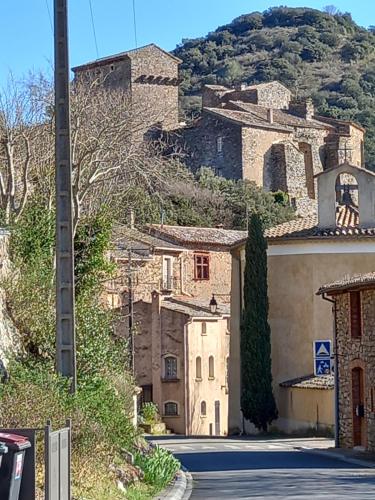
(140, 402), (160, 424)
(135, 446), (180, 489)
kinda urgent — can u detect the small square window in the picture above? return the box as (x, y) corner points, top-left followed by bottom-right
(194, 254), (210, 280)
(164, 402), (178, 416)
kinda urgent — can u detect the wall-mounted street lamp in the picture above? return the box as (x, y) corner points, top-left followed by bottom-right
(209, 294), (218, 314)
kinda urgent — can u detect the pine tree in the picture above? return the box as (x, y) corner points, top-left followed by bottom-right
(240, 213), (278, 431)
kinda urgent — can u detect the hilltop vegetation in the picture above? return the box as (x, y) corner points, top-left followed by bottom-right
(173, 6), (375, 168)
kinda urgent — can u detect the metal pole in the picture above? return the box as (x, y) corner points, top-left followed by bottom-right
(54, 0), (77, 393)
(322, 293), (339, 447)
(128, 249), (135, 375)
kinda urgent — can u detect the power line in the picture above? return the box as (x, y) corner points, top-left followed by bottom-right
(132, 0), (138, 48)
(88, 0), (100, 59)
(45, 0), (53, 33)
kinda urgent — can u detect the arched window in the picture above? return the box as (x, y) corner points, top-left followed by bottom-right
(201, 401), (207, 416)
(164, 356), (177, 380)
(201, 322), (207, 335)
(196, 356), (202, 380)
(164, 401), (178, 416)
(209, 356), (215, 379)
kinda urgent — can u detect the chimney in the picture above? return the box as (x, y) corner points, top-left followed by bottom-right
(267, 108), (274, 124)
(128, 208), (135, 229)
(289, 97), (314, 120)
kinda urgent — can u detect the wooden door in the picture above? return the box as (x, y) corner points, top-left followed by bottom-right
(352, 367), (364, 446)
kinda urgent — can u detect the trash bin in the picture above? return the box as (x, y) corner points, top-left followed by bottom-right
(0, 433), (31, 500)
(0, 442), (8, 469)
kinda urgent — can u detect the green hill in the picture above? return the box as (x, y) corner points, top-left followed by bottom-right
(173, 7), (375, 168)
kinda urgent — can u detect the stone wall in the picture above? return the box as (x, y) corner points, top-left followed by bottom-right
(109, 247), (233, 306)
(241, 127), (291, 186)
(180, 112), (243, 178)
(335, 290), (375, 451)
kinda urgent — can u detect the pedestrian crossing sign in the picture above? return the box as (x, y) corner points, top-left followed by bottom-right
(314, 340), (331, 358)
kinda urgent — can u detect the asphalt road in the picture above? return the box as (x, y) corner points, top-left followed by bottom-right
(153, 437), (375, 499)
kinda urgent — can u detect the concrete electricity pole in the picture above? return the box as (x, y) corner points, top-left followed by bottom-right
(54, 0), (77, 393)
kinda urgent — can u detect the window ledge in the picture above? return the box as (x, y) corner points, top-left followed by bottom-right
(200, 415), (207, 418)
(162, 378), (180, 383)
(208, 376), (215, 381)
(195, 378), (202, 382)
(163, 414), (180, 418)
(201, 333), (207, 336)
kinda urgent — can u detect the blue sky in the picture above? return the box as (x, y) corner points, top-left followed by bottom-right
(0, 1), (374, 85)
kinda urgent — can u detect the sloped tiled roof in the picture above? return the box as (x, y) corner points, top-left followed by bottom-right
(280, 374), (334, 390)
(112, 225), (182, 260)
(161, 296), (230, 318)
(147, 224), (247, 250)
(265, 205), (375, 242)
(204, 107), (292, 133)
(72, 43), (181, 72)
(317, 272), (375, 295)
(228, 101), (333, 131)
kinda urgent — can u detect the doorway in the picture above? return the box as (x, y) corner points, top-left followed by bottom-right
(214, 400), (220, 436)
(352, 367), (365, 447)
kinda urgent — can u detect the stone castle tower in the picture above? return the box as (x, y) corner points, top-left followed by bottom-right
(72, 44), (181, 133)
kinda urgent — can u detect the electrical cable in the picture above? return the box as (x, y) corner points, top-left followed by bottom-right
(45, 0), (53, 33)
(132, 0), (138, 48)
(88, 0), (100, 58)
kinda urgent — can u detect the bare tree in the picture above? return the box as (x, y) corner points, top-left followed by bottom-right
(323, 5), (341, 16)
(0, 74), (51, 224)
(0, 71), (184, 231)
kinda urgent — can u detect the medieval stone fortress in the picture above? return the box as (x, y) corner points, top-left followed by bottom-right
(71, 42), (375, 449)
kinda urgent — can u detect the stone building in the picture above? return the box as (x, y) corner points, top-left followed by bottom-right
(317, 273), (375, 451)
(130, 292), (230, 435)
(72, 44), (181, 133)
(110, 222), (245, 435)
(175, 81), (365, 216)
(107, 223), (246, 307)
(229, 162), (375, 435)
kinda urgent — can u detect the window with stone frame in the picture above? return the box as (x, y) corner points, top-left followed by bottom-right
(350, 291), (362, 338)
(164, 356), (178, 380)
(164, 401), (178, 416)
(217, 136), (223, 154)
(196, 356), (202, 380)
(194, 253), (210, 280)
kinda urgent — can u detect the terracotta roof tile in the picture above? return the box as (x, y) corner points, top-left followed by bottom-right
(147, 224), (247, 249)
(265, 205), (375, 241)
(162, 296), (230, 318)
(317, 272), (375, 295)
(228, 101), (331, 130)
(204, 107), (292, 133)
(280, 374), (334, 390)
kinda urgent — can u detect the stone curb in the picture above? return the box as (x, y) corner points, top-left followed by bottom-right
(154, 467), (192, 500)
(297, 446), (375, 468)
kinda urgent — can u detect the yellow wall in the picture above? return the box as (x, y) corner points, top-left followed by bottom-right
(187, 319), (230, 436)
(229, 241), (375, 433)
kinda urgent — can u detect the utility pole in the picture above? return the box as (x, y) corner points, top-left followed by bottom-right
(128, 249), (135, 375)
(54, 0), (77, 393)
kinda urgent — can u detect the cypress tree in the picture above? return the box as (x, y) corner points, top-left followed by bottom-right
(240, 213), (278, 431)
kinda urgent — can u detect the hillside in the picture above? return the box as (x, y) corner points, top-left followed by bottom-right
(173, 7), (375, 168)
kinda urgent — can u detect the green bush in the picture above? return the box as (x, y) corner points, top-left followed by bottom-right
(135, 446), (180, 489)
(140, 402), (160, 424)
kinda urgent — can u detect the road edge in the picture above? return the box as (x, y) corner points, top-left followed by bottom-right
(298, 446), (375, 468)
(153, 467), (193, 500)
